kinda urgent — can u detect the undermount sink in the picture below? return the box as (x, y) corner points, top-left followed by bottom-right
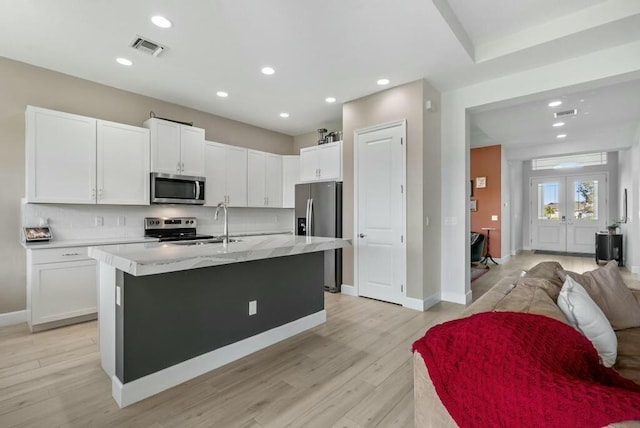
(170, 238), (242, 246)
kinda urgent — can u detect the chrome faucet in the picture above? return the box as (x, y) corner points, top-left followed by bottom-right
(214, 201), (229, 244)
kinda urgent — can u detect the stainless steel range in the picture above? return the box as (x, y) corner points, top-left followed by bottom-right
(144, 217), (214, 242)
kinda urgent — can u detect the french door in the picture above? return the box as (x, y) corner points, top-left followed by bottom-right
(530, 174), (607, 253)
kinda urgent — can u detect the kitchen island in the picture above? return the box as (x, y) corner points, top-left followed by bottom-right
(89, 235), (351, 407)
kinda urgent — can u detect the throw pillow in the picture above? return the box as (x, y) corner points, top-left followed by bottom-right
(557, 260), (640, 330)
(523, 261), (564, 288)
(557, 276), (617, 367)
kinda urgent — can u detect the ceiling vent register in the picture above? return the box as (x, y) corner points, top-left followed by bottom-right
(130, 36), (165, 57)
(554, 109), (578, 119)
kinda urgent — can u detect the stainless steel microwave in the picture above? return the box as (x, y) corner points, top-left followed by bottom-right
(150, 173), (206, 205)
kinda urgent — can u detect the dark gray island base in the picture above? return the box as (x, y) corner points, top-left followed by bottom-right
(117, 252), (324, 383)
(90, 235), (350, 408)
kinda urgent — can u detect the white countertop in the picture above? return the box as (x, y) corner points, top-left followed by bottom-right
(22, 236), (160, 249)
(88, 235), (351, 276)
(21, 231), (292, 250)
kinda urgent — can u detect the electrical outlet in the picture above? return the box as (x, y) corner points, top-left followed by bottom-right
(249, 300), (257, 316)
(94, 216), (104, 227)
(117, 216), (126, 226)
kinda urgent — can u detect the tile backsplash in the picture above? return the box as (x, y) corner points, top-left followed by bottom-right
(22, 201), (294, 241)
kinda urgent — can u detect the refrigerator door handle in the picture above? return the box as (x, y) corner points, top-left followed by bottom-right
(308, 198), (314, 236)
(305, 199), (311, 236)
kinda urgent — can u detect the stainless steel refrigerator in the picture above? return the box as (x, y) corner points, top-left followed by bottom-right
(295, 181), (342, 292)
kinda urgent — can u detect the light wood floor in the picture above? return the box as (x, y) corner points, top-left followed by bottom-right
(2, 252), (637, 427)
(0, 293), (464, 427)
(472, 251), (640, 302)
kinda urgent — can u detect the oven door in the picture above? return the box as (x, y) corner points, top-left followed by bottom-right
(151, 173), (206, 205)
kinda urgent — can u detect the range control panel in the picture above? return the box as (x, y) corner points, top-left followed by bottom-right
(144, 217), (197, 230)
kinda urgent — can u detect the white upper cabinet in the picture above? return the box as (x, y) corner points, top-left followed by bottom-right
(204, 142), (247, 207)
(282, 155), (300, 208)
(97, 120), (150, 205)
(144, 118), (205, 177)
(180, 126), (206, 177)
(226, 145), (248, 207)
(299, 140), (342, 182)
(265, 154), (283, 208)
(26, 106), (97, 204)
(247, 150), (283, 207)
(26, 106), (149, 205)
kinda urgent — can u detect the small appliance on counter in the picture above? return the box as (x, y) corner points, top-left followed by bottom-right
(150, 173), (206, 205)
(23, 226), (53, 242)
(144, 217), (214, 242)
(295, 181), (343, 292)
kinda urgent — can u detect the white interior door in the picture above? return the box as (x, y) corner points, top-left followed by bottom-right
(531, 174), (607, 253)
(356, 123), (405, 304)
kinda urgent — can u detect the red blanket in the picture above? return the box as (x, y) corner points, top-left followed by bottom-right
(412, 312), (640, 428)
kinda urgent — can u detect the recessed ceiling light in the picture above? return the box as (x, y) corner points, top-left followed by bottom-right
(151, 15), (172, 28)
(116, 57), (133, 66)
(279, 112), (290, 118)
(216, 91), (229, 98)
(548, 100), (562, 107)
(552, 122), (565, 127)
(377, 78), (390, 86)
(261, 66), (275, 75)
(325, 97), (337, 103)
(557, 134), (567, 139)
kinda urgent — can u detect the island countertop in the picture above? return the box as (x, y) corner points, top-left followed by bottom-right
(88, 235), (351, 276)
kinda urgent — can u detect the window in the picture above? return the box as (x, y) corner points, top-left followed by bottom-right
(532, 152), (607, 171)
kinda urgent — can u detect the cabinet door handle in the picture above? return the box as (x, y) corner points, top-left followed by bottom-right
(91, 188), (95, 199)
(181, 162), (185, 172)
(61, 252), (80, 257)
(177, 162), (181, 172)
(98, 189), (103, 200)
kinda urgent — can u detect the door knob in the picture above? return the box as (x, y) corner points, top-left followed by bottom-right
(359, 233), (366, 238)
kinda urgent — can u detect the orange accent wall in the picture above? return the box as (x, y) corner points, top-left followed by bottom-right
(471, 145), (502, 258)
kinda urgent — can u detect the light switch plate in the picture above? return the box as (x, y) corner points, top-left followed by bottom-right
(249, 300), (257, 316)
(491, 215), (498, 221)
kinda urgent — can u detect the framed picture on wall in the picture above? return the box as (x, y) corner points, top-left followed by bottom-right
(476, 177), (486, 188)
(470, 200), (477, 212)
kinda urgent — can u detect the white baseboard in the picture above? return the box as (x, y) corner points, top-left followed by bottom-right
(441, 290), (472, 305)
(494, 254), (510, 264)
(340, 284), (356, 296)
(403, 292), (441, 312)
(112, 310), (327, 408)
(0, 310), (27, 327)
(630, 265), (640, 275)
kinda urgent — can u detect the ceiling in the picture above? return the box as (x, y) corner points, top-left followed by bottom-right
(469, 75), (640, 157)
(0, 0), (639, 136)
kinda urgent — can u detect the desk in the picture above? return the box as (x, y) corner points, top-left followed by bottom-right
(595, 233), (623, 266)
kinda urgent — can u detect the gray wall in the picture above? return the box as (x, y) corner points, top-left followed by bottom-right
(343, 79), (441, 300)
(0, 57), (294, 315)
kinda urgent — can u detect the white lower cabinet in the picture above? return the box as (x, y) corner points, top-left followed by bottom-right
(27, 247), (97, 332)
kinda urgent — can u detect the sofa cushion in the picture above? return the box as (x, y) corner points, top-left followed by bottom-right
(615, 327), (640, 385)
(558, 276), (617, 367)
(523, 261), (564, 288)
(558, 260), (640, 330)
(463, 276), (569, 324)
